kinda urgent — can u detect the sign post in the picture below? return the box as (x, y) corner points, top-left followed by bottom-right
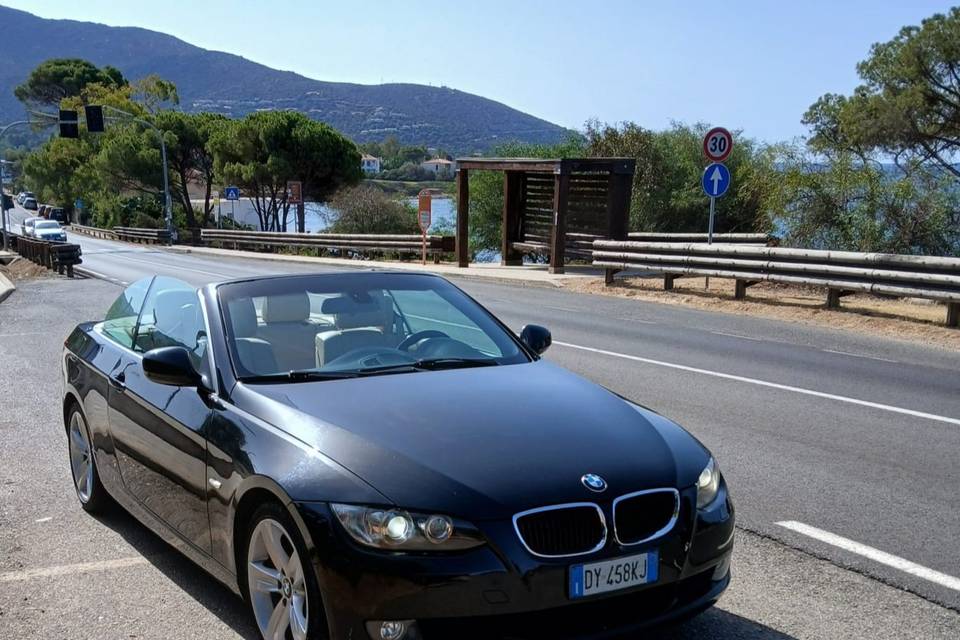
(418, 190), (432, 265)
(287, 181), (304, 232)
(701, 162), (731, 243)
(225, 186), (239, 228)
(702, 127), (734, 289)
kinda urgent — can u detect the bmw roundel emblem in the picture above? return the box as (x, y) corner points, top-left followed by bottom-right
(581, 473), (607, 493)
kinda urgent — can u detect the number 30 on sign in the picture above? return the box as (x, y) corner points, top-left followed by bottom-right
(703, 127), (733, 163)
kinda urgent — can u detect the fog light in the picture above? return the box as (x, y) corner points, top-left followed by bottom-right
(383, 512), (414, 544)
(380, 621), (406, 640)
(423, 515), (453, 544)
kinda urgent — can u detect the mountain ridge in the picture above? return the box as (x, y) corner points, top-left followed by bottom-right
(0, 5), (573, 152)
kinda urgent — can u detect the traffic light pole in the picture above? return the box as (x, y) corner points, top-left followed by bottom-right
(0, 120), (33, 251)
(102, 106), (173, 245)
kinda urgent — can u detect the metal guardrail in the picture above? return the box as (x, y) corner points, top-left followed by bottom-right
(200, 229), (456, 258)
(68, 224), (118, 240)
(12, 233), (82, 277)
(593, 241), (960, 327)
(114, 227), (171, 244)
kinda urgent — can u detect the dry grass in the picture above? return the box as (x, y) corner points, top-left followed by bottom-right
(0, 257), (53, 281)
(565, 275), (960, 351)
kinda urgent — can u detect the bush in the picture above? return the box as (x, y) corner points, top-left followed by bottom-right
(324, 185), (419, 234)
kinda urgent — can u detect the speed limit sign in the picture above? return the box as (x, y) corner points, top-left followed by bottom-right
(703, 127), (733, 162)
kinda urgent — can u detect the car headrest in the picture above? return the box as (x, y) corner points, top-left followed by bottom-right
(228, 297), (258, 338)
(262, 292), (311, 324)
(153, 290), (198, 334)
(327, 292), (391, 330)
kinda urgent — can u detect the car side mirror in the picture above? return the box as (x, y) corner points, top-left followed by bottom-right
(520, 324), (552, 355)
(143, 346), (203, 387)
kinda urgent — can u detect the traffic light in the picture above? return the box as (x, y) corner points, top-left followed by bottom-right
(58, 109), (79, 139)
(84, 105), (105, 133)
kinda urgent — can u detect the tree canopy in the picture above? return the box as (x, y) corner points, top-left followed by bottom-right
(210, 110), (361, 232)
(804, 8), (960, 177)
(14, 58), (127, 106)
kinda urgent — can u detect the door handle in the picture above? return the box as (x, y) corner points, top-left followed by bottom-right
(109, 371), (126, 390)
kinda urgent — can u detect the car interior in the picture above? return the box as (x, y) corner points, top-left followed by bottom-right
(227, 290), (402, 375)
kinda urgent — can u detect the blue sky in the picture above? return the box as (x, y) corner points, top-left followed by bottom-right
(4, 1), (953, 142)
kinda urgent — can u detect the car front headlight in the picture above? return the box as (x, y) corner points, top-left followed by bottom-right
(331, 504), (485, 551)
(696, 458), (722, 509)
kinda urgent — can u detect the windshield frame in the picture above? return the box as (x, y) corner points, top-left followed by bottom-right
(216, 272), (534, 382)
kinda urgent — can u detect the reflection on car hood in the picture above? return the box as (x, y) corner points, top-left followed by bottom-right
(240, 360), (700, 518)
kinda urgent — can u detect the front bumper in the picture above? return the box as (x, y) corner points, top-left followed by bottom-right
(295, 484), (734, 639)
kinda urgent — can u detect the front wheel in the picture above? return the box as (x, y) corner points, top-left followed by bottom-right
(66, 404), (112, 513)
(243, 503), (327, 640)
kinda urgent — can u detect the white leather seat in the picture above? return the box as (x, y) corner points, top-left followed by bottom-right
(227, 297), (278, 375)
(257, 292), (323, 371)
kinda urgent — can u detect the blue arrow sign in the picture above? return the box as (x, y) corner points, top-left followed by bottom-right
(74, 198), (84, 210)
(224, 186), (240, 201)
(701, 163), (731, 198)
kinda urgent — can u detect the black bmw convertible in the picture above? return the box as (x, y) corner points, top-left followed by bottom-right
(61, 271), (734, 640)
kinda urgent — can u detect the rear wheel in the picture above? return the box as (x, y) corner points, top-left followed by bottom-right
(243, 503), (327, 640)
(66, 405), (111, 513)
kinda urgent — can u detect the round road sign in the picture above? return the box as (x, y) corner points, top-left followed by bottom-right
(701, 162), (731, 198)
(703, 127), (733, 162)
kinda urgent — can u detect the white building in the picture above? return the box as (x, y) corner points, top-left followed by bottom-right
(361, 154), (381, 174)
(420, 158), (456, 178)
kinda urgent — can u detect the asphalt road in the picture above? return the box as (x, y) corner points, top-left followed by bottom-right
(2, 204), (960, 638)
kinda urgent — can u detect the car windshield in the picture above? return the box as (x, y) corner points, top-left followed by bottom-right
(35, 221), (60, 229)
(218, 273), (529, 380)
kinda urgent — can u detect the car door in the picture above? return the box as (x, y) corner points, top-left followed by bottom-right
(107, 276), (214, 553)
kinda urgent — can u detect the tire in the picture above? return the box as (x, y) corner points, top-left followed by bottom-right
(66, 403), (112, 513)
(241, 502), (328, 640)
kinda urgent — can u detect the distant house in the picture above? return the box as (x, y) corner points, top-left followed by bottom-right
(361, 154), (381, 174)
(420, 158), (456, 178)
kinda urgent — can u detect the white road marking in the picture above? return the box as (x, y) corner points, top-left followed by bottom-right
(821, 348), (898, 363)
(109, 254), (228, 279)
(553, 341), (960, 426)
(0, 556), (149, 583)
(34, 517), (52, 523)
(0, 331), (49, 338)
(543, 304), (577, 313)
(76, 267), (128, 286)
(711, 330), (764, 342)
(777, 521), (960, 592)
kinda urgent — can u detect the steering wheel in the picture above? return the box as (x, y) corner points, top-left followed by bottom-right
(397, 330), (449, 352)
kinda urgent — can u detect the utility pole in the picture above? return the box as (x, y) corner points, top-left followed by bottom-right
(102, 106), (173, 244)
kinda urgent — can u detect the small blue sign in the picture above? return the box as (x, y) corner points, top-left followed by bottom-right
(224, 186), (240, 201)
(701, 162), (731, 198)
(75, 198), (84, 210)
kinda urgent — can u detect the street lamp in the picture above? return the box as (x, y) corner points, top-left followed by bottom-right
(102, 106), (173, 244)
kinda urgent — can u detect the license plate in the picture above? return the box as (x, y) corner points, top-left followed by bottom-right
(568, 550), (658, 599)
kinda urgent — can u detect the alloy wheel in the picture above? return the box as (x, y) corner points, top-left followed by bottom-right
(247, 518), (309, 640)
(68, 411), (94, 503)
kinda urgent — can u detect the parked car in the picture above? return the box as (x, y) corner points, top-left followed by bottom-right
(32, 219), (66, 242)
(61, 272), (734, 640)
(49, 207), (67, 223)
(20, 216), (41, 236)
(22, 197), (38, 210)
(17, 191), (34, 205)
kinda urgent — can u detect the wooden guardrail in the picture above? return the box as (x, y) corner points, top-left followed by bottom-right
(68, 224), (118, 240)
(114, 227), (171, 244)
(627, 232), (773, 245)
(593, 241), (960, 327)
(13, 234), (82, 277)
(200, 229), (456, 258)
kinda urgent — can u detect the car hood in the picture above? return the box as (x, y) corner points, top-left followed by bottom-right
(238, 360), (706, 519)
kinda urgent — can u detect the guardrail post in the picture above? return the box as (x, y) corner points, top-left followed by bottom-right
(948, 302), (960, 328)
(826, 289), (843, 309)
(735, 279), (758, 300)
(605, 268), (619, 286)
(664, 274), (676, 291)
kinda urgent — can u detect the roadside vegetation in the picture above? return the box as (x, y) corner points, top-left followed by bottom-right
(8, 7), (960, 261)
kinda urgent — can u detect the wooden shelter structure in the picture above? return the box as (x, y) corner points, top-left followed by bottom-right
(454, 158), (635, 273)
